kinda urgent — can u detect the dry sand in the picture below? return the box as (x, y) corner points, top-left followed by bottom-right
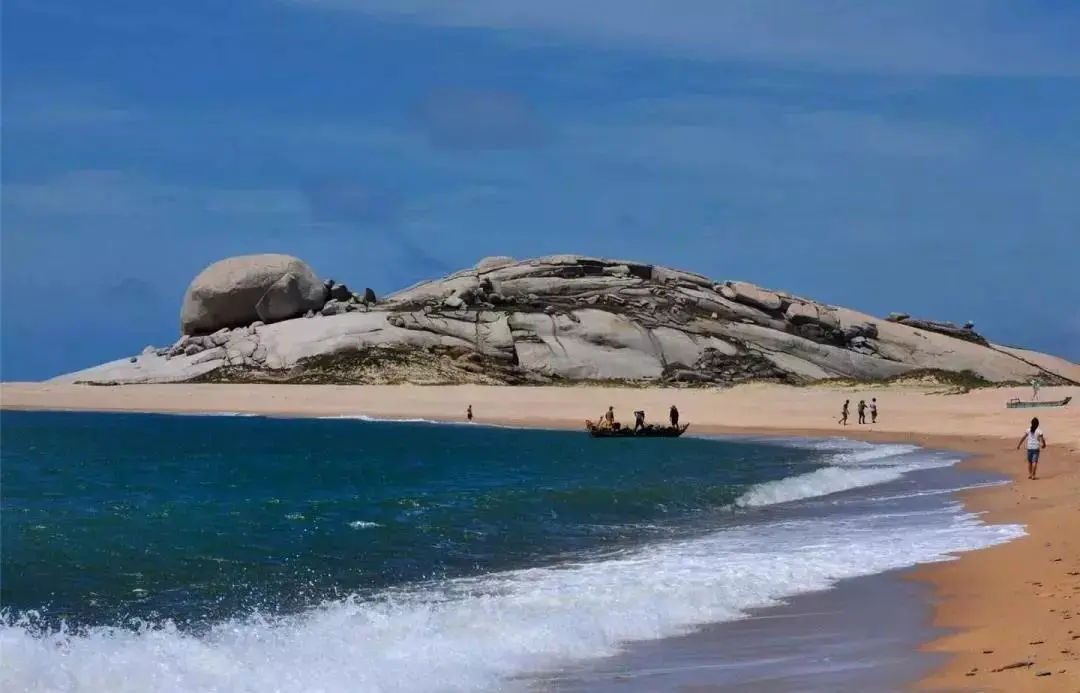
(2, 380), (1078, 691)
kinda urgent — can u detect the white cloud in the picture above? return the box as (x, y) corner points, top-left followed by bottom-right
(0, 171), (322, 295)
(282, 0), (1080, 76)
(551, 97), (979, 187)
(1, 171), (308, 219)
(2, 171), (169, 216)
(2, 84), (142, 129)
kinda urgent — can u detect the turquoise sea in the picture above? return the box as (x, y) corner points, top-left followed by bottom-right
(0, 410), (1022, 692)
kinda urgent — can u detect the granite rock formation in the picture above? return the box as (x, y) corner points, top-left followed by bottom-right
(59, 254), (1080, 387)
(179, 254), (328, 335)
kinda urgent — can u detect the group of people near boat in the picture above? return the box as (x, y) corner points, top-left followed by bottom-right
(595, 404), (680, 432)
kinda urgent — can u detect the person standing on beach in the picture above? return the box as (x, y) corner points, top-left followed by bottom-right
(838, 400), (849, 425)
(669, 405), (680, 429)
(857, 399), (867, 425)
(466, 405), (473, 422)
(1016, 417), (1047, 480)
(870, 398), (878, 424)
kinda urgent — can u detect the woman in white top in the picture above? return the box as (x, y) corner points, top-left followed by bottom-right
(1016, 416), (1047, 480)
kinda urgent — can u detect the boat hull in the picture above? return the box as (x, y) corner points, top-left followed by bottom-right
(1005, 396), (1072, 409)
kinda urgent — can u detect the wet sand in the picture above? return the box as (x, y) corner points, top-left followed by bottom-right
(3, 381), (1078, 690)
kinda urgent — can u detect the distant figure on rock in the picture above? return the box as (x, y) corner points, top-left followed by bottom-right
(870, 398), (878, 424)
(669, 405), (680, 428)
(466, 405), (473, 422)
(857, 399), (867, 425)
(634, 410), (646, 432)
(838, 400), (850, 426)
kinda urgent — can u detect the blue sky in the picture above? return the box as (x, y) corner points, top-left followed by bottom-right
(3, 0), (1079, 380)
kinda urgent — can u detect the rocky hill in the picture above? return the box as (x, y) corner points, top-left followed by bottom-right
(54, 253), (1080, 387)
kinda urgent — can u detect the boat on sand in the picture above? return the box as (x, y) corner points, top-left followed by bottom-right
(1005, 396), (1072, 409)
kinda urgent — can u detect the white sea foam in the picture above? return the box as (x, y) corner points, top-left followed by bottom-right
(860, 479), (1010, 504)
(318, 414), (539, 430)
(734, 440), (957, 508)
(348, 520), (382, 529)
(170, 411), (260, 418)
(321, 414), (445, 424)
(1, 510), (1023, 692)
(737, 465), (905, 507)
(1, 438), (1023, 693)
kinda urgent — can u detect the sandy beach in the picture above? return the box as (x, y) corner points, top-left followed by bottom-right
(3, 380), (1078, 690)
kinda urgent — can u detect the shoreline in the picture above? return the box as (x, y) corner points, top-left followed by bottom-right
(542, 566), (953, 693)
(2, 382), (1078, 690)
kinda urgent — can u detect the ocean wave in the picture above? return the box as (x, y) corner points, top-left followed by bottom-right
(733, 440), (958, 509)
(168, 411), (261, 418)
(318, 414), (529, 430)
(736, 465), (904, 507)
(725, 436), (963, 507)
(321, 414), (446, 424)
(1, 425), (1016, 692)
(0, 504), (1023, 693)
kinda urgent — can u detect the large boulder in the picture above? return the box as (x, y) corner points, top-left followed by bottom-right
(180, 254), (327, 335)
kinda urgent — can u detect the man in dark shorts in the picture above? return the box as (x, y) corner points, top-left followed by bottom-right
(857, 399), (867, 425)
(669, 405), (680, 428)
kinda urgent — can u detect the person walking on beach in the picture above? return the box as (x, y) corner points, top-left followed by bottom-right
(466, 405), (473, 422)
(870, 398), (878, 424)
(838, 400), (849, 425)
(1016, 417), (1047, 480)
(857, 399), (867, 425)
(1030, 378), (1041, 401)
(669, 405), (680, 429)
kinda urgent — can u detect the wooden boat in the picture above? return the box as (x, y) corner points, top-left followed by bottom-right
(1005, 396), (1072, 409)
(585, 420), (690, 438)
